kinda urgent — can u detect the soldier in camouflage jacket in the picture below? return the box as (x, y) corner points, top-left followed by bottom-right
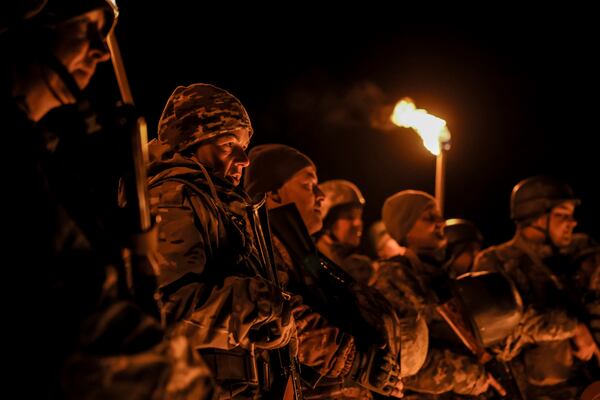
(373, 190), (494, 398)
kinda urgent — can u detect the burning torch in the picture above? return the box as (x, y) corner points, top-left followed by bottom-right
(390, 98), (451, 213)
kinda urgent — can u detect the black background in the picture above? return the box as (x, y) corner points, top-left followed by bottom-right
(93, 3), (599, 248)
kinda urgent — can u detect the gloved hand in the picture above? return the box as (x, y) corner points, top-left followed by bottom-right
(351, 346), (403, 397)
(249, 289), (301, 351)
(293, 303), (357, 378)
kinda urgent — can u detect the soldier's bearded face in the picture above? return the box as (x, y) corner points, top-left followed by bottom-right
(275, 166), (325, 234)
(406, 203), (447, 252)
(547, 201), (577, 248)
(194, 128), (251, 186)
(330, 206), (363, 247)
(50, 9), (111, 103)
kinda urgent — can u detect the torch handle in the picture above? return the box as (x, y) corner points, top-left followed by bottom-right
(435, 149), (446, 214)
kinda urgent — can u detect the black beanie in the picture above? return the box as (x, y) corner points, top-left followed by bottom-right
(244, 144), (315, 200)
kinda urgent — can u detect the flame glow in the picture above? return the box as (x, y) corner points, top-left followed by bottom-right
(390, 98), (451, 155)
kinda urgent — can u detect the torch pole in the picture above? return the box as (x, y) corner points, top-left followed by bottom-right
(435, 146), (446, 215)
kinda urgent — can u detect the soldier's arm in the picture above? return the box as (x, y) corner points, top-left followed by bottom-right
(404, 348), (489, 396)
(372, 263), (427, 317)
(153, 185), (288, 350)
(475, 250), (579, 359)
(493, 307), (578, 361)
(293, 304), (357, 378)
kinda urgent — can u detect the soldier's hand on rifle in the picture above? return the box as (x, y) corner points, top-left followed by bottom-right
(353, 347), (403, 397)
(572, 323), (599, 362)
(371, 349), (403, 398)
(250, 292), (301, 351)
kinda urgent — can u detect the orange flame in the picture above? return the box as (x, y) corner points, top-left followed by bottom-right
(390, 98), (451, 155)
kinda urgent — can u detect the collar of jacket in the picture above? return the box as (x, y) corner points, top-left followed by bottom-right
(511, 233), (553, 260)
(316, 233), (356, 264)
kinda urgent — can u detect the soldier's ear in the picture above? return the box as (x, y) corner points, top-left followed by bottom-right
(267, 190), (282, 205)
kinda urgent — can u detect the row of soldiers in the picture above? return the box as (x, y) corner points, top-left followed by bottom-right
(4, 0), (598, 399)
(314, 178), (600, 399)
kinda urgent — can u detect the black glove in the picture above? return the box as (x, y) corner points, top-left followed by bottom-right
(350, 346), (402, 396)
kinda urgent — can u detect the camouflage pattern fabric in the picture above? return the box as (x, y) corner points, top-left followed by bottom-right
(272, 237), (371, 399)
(474, 234), (583, 395)
(147, 143), (294, 398)
(403, 349), (489, 396)
(7, 90), (214, 399)
(158, 83), (252, 154)
(473, 235), (579, 357)
(62, 305), (214, 400)
(373, 251), (489, 396)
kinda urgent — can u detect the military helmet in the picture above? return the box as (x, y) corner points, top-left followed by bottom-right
(444, 219), (483, 248)
(319, 179), (366, 220)
(1, 0), (118, 37)
(510, 176), (579, 222)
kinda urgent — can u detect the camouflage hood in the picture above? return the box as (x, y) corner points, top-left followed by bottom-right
(157, 83), (253, 155)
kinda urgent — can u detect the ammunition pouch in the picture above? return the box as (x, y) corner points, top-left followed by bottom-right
(199, 346), (271, 390)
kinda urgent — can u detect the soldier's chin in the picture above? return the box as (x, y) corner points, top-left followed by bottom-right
(556, 235), (573, 248)
(72, 69), (93, 91)
(227, 174), (241, 186)
(348, 234), (361, 247)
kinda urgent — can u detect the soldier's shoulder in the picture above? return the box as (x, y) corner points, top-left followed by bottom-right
(377, 255), (415, 280)
(475, 241), (522, 270)
(150, 178), (215, 210)
(150, 179), (188, 207)
(379, 255), (411, 270)
(567, 233), (597, 255)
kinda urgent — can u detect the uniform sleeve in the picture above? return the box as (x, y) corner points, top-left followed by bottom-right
(293, 304), (357, 378)
(372, 262), (428, 317)
(404, 348), (489, 396)
(492, 307), (578, 361)
(475, 249), (578, 360)
(152, 182), (287, 350)
(586, 298), (600, 344)
(341, 254), (374, 285)
(272, 238), (363, 378)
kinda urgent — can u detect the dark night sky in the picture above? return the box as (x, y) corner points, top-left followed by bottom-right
(95, 3), (599, 247)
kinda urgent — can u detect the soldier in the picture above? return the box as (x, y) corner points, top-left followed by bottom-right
(474, 176), (599, 398)
(147, 84), (298, 399)
(3, 1), (212, 398)
(373, 190), (497, 397)
(244, 144), (411, 399)
(316, 179), (374, 284)
(443, 218), (484, 278)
